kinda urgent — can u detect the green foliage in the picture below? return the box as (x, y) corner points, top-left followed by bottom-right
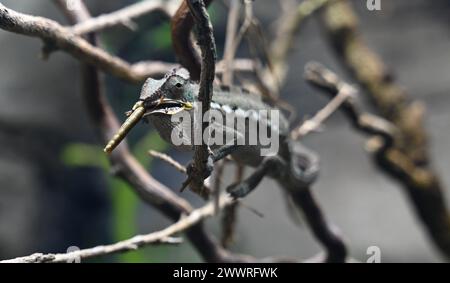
(110, 178), (143, 262)
(61, 143), (108, 169)
(148, 22), (172, 51)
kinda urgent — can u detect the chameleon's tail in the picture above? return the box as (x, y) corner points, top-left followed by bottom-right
(287, 141), (320, 186)
(278, 141), (347, 262)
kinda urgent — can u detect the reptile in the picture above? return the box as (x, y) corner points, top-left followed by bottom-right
(104, 68), (319, 199)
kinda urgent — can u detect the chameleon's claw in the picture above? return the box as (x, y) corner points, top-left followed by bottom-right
(186, 155), (214, 179)
(179, 176), (192, 192)
(180, 155), (214, 193)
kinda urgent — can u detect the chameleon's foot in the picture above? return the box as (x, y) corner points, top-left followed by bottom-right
(185, 154), (214, 180)
(181, 155), (215, 194)
(182, 143), (238, 193)
(226, 156), (285, 199)
(226, 182), (251, 199)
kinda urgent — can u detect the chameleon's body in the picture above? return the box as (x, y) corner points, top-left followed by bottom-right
(105, 69), (319, 197)
(103, 70), (348, 262)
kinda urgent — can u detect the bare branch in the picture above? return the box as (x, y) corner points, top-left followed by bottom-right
(2, 237), (182, 263)
(291, 81), (356, 140)
(69, 0), (180, 35)
(182, 0), (217, 196)
(320, 0), (450, 258)
(0, 3), (175, 83)
(222, 0), (240, 85)
(230, 0), (253, 68)
(1, 194), (237, 263)
(148, 150), (187, 174)
(305, 62), (396, 143)
(262, 0), (332, 95)
(216, 58), (257, 74)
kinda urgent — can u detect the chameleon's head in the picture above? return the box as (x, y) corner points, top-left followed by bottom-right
(139, 68), (195, 116)
(103, 68), (195, 154)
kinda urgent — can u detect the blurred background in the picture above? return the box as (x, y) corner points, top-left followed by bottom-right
(0, 0), (449, 263)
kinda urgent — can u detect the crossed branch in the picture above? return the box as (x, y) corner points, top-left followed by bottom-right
(0, 0), (448, 263)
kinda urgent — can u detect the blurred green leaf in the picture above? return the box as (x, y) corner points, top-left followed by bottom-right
(148, 22), (172, 51)
(116, 131), (168, 262)
(61, 143), (108, 169)
(133, 130), (168, 166)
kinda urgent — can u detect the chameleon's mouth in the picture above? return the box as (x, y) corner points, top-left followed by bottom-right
(143, 98), (193, 116)
(103, 99), (193, 154)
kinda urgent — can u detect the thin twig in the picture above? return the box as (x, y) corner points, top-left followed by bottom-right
(148, 149), (212, 195)
(216, 58), (257, 74)
(264, 0), (332, 94)
(291, 81), (356, 140)
(2, 238), (182, 263)
(222, 0), (240, 85)
(149, 150), (187, 174)
(228, 0), (253, 72)
(304, 62), (395, 145)
(1, 194), (236, 263)
(69, 0), (180, 35)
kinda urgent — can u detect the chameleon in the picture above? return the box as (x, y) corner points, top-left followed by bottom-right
(104, 68), (319, 199)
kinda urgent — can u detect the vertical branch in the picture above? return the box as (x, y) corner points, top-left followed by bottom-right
(185, 0), (217, 194)
(222, 0), (240, 85)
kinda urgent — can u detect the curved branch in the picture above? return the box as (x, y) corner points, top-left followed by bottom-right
(0, 3), (175, 83)
(320, 0), (450, 259)
(1, 195), (235, 263)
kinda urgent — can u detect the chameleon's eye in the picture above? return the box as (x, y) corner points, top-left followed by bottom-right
(175, 83), (183, 88)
